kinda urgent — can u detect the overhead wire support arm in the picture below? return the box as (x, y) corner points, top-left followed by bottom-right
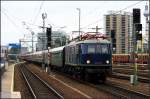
(88, 26), (103, 34)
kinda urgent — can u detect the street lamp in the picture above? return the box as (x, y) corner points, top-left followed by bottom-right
(76, 8), (81, 40)
(143, 3), (149, 52)
(42, 13), (47, 70)
(31, 32), (34, 53)
(143, 2), (150, 79)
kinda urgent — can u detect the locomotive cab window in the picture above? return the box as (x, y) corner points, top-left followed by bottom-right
(81, 43), (110, 54)
(97, 44), (109, 54)
(87, 45), (95, 53)
(101, 44), (109, 54)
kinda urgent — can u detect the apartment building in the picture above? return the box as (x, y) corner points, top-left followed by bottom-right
(104, 11), (132, 53)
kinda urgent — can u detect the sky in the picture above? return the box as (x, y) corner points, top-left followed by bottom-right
(1, 0), (149, 46)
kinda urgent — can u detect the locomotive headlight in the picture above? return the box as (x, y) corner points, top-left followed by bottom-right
(106, 60), (109, 64)
(87, 60), (90, 64)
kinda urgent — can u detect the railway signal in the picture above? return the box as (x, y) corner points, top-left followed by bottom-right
(132, 8), (142, 85)
(133, 8), (141, 23)
(135, 23), (142, 41)
(46, 27), (52, 47)
(111, 30), (116, 53)
(46, 26), (52, 73)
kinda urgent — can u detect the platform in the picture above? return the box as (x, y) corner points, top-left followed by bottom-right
(1, 62), (21, 99)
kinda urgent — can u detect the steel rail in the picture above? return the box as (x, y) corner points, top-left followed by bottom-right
(111, 72), (149, 83)
(104, 82), (150, 99)
(20, 67), (37, 99)
(53, 69), (150, 99)
(20, 65), (64, 99)
(26, 67), (64, 99)
(52, 70), (126, 99)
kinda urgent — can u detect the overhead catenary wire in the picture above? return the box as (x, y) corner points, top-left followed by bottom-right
(1, 7), (35, 36)
(1, 7), (42, 31)
(1, 9), (25, 34)
(1, 7), (24, 22)
(1, 8), (37, 50)
(1, 1), (145, 34)
(32, 0), (45, 25)
(81, 0), (144, 29)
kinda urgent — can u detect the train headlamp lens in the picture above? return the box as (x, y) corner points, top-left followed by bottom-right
(87, 60), (90, 64)
(106, 60), (109, 64)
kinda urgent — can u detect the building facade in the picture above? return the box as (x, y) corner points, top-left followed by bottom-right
(1, 45), (8, 61)
(36, 31), (68, 51)
(104, 11), (132, 54)
(20, 47), (28, 54)
(36, 33), (47, 51)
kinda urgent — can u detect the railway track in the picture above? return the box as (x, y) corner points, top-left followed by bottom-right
(26, 62), (150, 99)
(77, 77), (150, 99)
(112, 64), (150, 83)
(50, 72), (128, 99)
(49, 68), (150, 99)
(111, 72), (149, 83)
(27, 63), (120, 99)
(14, 63), (33, 99)
(51, 68), (150, 99)
(113, 68), (149, 75)
(112, 64), (149, 70)
(64, 73), (150, 99)
(20, 64), (64, 99)
(95, 82), (150, 99)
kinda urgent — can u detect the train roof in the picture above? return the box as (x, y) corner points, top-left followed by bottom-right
(50, 46), (65, 52)
(21, 39), (111, 56)
(33, 50), (48, 54)
(20, 50), (48, 56)
(67, 39), (110, 46)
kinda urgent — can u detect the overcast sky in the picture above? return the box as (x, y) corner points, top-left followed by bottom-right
(1, 0), (148, 46)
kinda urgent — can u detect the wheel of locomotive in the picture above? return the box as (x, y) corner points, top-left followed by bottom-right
(80, 69), (86, 81)
(92, 73), (100, 83)
(100, 73), (106, 83)
(85, 73), (92, 82)
(85, 73), (99, 83)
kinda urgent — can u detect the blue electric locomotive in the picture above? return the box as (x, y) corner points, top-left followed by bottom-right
(64, 39), (112, 82)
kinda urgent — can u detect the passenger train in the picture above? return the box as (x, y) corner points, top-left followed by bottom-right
(20, 39), (112, 82)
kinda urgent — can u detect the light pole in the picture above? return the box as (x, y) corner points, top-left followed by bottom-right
(143, 3), (149, 52)
(147, 1), (150, 84)
(77, 8), (81, 40)
(42, 13), (47, 70)
(19, 39), (22, 54)
(143, 3), (150, 84)
(31, 32), (34, 53)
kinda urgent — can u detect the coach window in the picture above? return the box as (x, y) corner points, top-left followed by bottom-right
(81, 44), (87, 54)
(66, 48), (68, 63)
(69, 47), (71, 62)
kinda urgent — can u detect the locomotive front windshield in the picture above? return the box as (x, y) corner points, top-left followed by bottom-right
(81, 43), (110, 54)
